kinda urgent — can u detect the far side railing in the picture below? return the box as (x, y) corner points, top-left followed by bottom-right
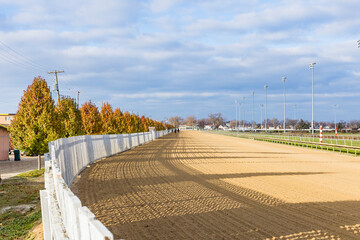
(208, 131), (360, 156)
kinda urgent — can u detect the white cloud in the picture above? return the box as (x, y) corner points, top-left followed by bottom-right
(113, 91), (220, 99)
(149, 0), (183, 13)
(0, 0), (360, 121)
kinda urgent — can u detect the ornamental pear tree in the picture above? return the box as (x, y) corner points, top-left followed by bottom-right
(146, 117), (154, 129)
(131, 114), (143, 132)
(141, 116), (149, 132)
(80, 101), (101, 135)
(114, 108), (126, 133)
(123, 111), (136, 133)
(9, 77), (58, 169)
(55, 96), (83, 138)
(100, 102), (117, 134)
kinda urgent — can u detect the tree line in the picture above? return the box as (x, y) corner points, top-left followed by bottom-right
(169, 113), (358, 131)
(9, 77), (172, 156)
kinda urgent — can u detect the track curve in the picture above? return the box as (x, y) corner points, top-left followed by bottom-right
(71, 131), (360, 239)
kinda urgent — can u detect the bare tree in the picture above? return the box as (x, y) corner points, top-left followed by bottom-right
(229, 120), (236, 129)
(286, 119), (298, 129)
(349, 120), (360, 129)
(169, 116), (183, 128)
(197, 118), (207, 129)
(295, 119), (310, 130)
(208, 113), (224, 129)
(270, 118), (279, 128)
(184, 116), (197, 126)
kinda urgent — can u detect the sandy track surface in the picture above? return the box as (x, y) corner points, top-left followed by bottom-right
(71, 131), (360, 239)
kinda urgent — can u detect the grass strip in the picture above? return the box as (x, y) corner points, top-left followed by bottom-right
(0, 169), (44, 240)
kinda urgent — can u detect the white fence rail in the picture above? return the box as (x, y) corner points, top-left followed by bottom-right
(41, 130), (170, 239)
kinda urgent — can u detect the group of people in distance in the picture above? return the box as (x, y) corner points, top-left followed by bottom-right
(174, 128), (180, 133)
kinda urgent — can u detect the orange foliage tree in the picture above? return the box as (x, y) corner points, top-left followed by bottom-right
(100, 102), (117, 134)
(141, 116), (149, 132)
(80, 101), (101, 135)
(113, 108), (126, 133)
(55, 96), (83, 138)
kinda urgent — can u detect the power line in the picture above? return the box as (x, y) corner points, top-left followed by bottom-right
(0, 40), (51, 72)
(0, 51), (39, 71)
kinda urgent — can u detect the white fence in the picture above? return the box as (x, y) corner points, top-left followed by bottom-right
(40, 130), (169, 239)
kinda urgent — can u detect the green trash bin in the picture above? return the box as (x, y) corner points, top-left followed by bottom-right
(14, 150), (21, 161)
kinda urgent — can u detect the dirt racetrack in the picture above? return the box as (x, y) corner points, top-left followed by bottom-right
(71, 131), (360, 239)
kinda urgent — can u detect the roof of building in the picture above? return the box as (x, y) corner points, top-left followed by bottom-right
(0, 124), (9, 129)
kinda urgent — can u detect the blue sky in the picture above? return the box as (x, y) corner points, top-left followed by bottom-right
(0, 0), (359, 123)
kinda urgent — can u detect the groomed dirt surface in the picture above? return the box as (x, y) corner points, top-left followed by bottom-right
(71, 131), (360, 239)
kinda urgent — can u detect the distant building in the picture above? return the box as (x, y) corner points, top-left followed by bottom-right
(218, 125), (231, 131)
(204, 125), (213, 130)
(0, 113), (16, 126)
(179, 125), (196, 130)
(0, 124), (9, 161)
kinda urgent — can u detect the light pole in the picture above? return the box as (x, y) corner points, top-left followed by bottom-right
(294, 104), (297, 121)
(242, 96), (246, 131)
(252, 91), (255, 131)
(334, 104), (339, 132)
(358, 40), (360, 48)
(238, 101), (241, 133)
(264, 85), (268, 132)
(235, 100), (238, 132)
(260, 104), (264, 129)
(282, 77), (286, 133)
(309, 62), (316, 134)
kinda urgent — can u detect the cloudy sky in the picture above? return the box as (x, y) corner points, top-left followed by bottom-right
(0, 0), (359, 123)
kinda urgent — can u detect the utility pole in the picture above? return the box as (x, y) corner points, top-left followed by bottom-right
(48, 70), (64, 103)
(76, 91), (80, 108)
(67, 89), (81, 108)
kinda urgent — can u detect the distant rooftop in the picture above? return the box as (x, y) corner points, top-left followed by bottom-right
(0, 113), (16, 116)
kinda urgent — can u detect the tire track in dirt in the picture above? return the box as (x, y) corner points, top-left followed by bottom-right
(71, 131), (360, 239)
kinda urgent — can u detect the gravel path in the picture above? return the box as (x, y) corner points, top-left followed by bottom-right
(71, 131), (360, 239)
(0, 155), (44, 179)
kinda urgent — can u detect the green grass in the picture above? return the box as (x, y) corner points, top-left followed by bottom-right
(0, 211), (41, 240)
(16, 169), (44, 178)
(207, 131), (360, 156)
(0, 169), (44, 240)
(213, 131), (360, 147)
